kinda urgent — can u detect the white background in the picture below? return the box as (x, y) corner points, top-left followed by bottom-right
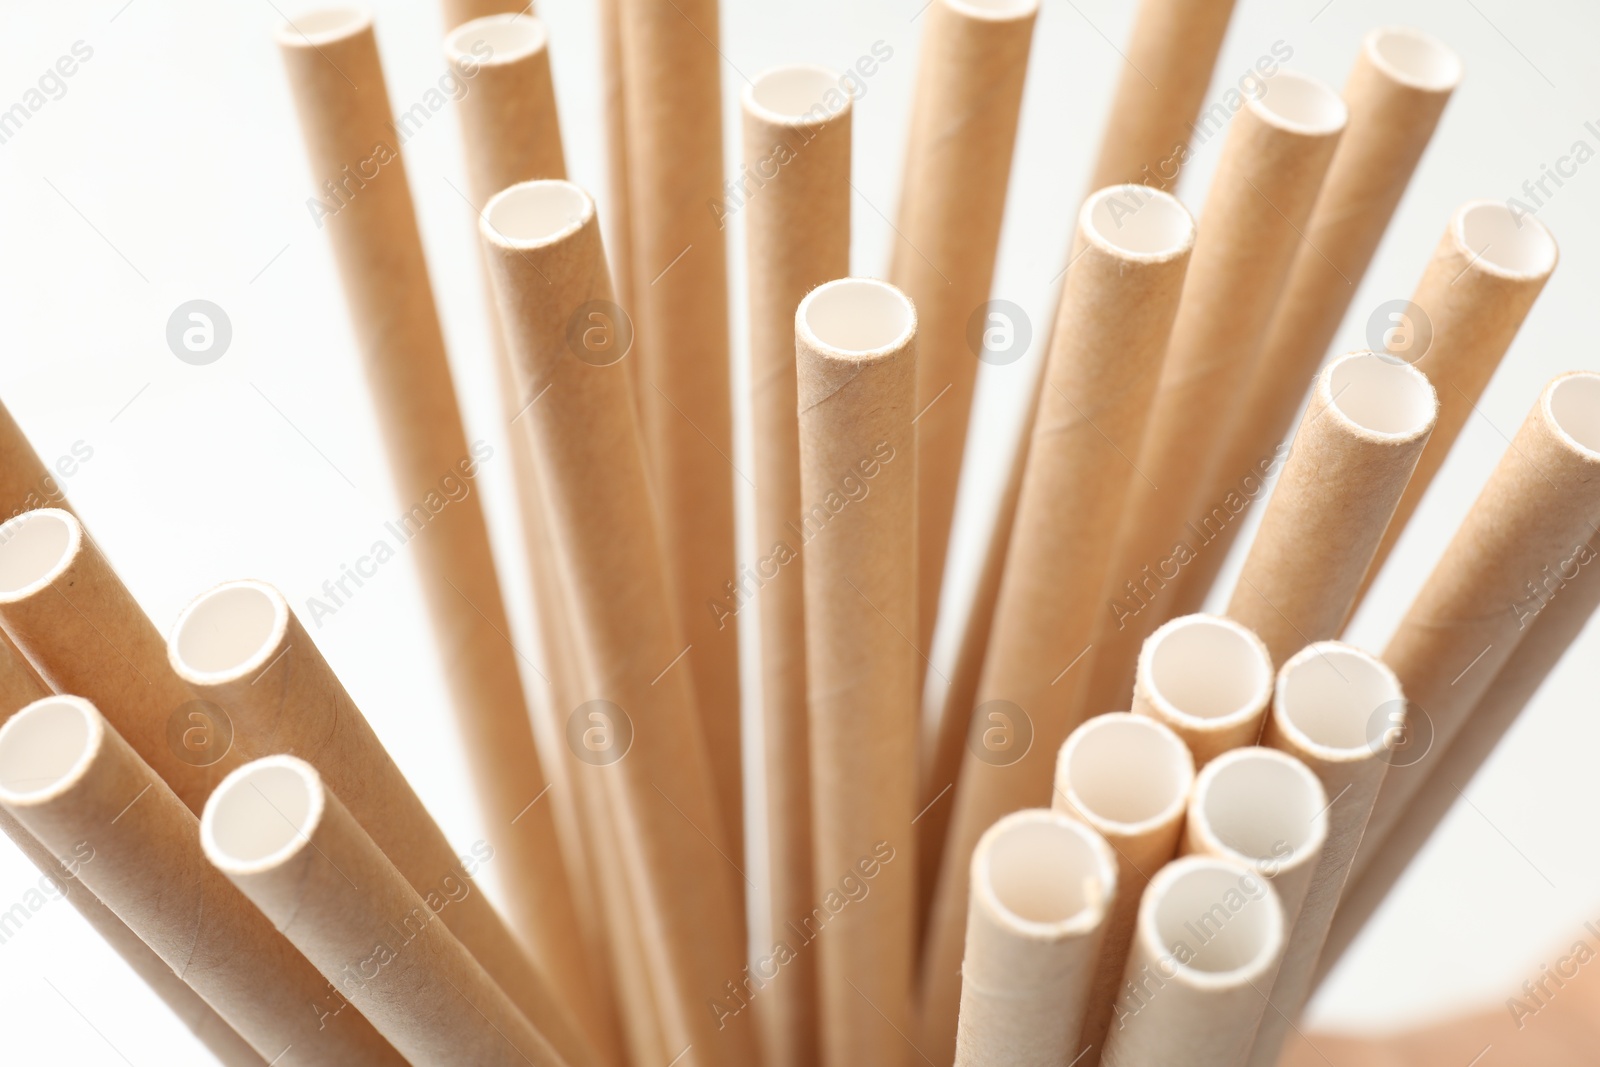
(0, 0), (1596, 1062)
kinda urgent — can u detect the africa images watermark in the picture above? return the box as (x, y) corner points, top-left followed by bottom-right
(304, 37), (494, 228)
(0, 841), (94, 948)
(1510, 537), (1596, 630)
(708, 840), (898, 1031)
(1503, 117), (1600, 225)
(305, 440), (494, 627)
(706, 439), (898, 631)
(0, 40), (94, 147)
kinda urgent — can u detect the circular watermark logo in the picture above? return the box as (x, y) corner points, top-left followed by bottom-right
(166, 699), (234, 767)
(167, 300), (232, 366)
(967, 699), (1033, 767)
(1365, 698), (1434, 768)
(1365, 299), (1432, 365)
(566, 700), (633, 766)
(565, 300), (634, 367)
(966, 300), (1032, 367)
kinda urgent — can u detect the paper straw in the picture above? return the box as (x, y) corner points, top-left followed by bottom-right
(1081, 70), (1347, 724)
(613, 0), (743, 862)
(0, 633), (263, 1066)
(794, 277), (919, 1067)
(167, 579), (599, 1067)
(1101, 855), (1286, 1067)
(1250, 642), (1402, 1067)
(203, 756), (564, 1066)
(1226, 352), (1438, 665)
(921, 187), (1196, 1059)
(892, 0), (1039, 666)
(1084, 0), (1238, 191)
(917, 361), (1044, 939)
(278, 7), (575, 984)
(742, 64), (853, 1067)
(1352, 202), (1560, 606)
(1133, 614), (1275, 767)
(0, 398), (76, 521)
(1314, 532), (1600, 989)
(1053, 713), (1194, 1066)
(1355, 372), (1600, 882)
(596, 0), (635, 322)
(955, 810), (1117, 1067)
(479, 180), (756, 1066)
(439, 0), (520, 31)
(0, 508), (239, 810)
(1170, 27), (1461, 613)
(0, 697), (402, 1065)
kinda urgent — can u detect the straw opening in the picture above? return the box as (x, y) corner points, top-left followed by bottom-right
(284, 7), (370, 43)
(1328, 353), (1435, 436)
(1456, 202), (1557, 276)
(484, 180), (592, 246)
(1146, 617), (1271, 722)
(1367, 27), (1462, 91)
(0, 509), (78, 599)
(1278, 644), (1400, 754)
(1251, 71), (1346, 134)
(1548, 373), (1600, 455)
(1195, 749), (1325, 865)
(0, 698), (98, 802)
(981, 814), (1108, 928)
(748, 65), (845, 121)
(205, 758), (321, 869)
(945, 0), (1039, 19)
(447, 13), (546, 62)
(1150, 860), (1280, 976)
(801, 279), (915, 355)
(1064, 714), (1192, 828)
(1083, 187), (1194, 259)
(173, 582), (287, 678)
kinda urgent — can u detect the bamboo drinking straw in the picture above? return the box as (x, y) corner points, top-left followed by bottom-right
(1354, 372), (1600, 880)
(1101, 856), (1286, 1067)
(743, 64), (853, 1067)
(0, 632), (264, 1067)
(1132, 614), (1275, 767)
(794, 277), (918, 1067)
(1053, 713), (1194, 1066)
(955, 810), (1117, 1067)
(1250, 642), (1403, 1067)
(1314, 535), (1600, 988)
(1170, 28), (1461, 613)
(921, 187), (1196, 1059)
(613, 0), (743, 862)
(1082, 71), (1347, 722)
(1183, 747), (1327, 939)
(444, 20), (622, 1058)
(0, 697), (404, 1065)
(479, 180), (756, 1066)
(204, 756), (569, 1066)
(279, 6), (581, 977)
(1085, 0), (1238, 191)
(892, 0), (1038, 668)
(1352, 202), (1560, 606)
(168, 580), (600, 1067)
(1227, 352), (1438, 665)
(0, 508), (239, 810)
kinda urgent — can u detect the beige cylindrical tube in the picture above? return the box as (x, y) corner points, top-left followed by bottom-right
(0, 633), (263, 1066)
(1315, 533), (1600, 989)
(203, 756), (565, 1066)
(1171, 28), (1461, 614)
(1250, 643), (1402, 1067)
(0, 508), (239, 810)
(892, 0), (1038, 664)
(1132, 614), (1275, 767)
(1082, 70), (1347, 724)
(742, 64), (853, 1067)
(1103, 855), (1286, 1067)
(1356, 372), (1600, 878)
(479, 180), (756, 1066)
(1183, 746), (1327, 932)
(596, 0), (634, 321)
(0, 398), (77, 520)
(1352, 201), (1560, 606)
(444, 19), (622, 1060)
(1085, 0), (1238, 191)
(614, 0), (742, 863)
(956, 809), (1117, 1067)
(795, 278), (919, 1067)
(279, 7), (580, 991)
(1053, 713), (1195, 1066)
(1227, 352), (1438, 665)
(0, 697), (403, 1065)
(168, 580), (599, 1067)
(921, 187), (1196, 1060)
(439, 0), (519, 30)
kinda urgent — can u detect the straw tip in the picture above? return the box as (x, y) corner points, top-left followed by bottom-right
(445, 11), (548, 66)
(276, 6), (374, 48)
(480, 179), (594, 251)
(170, 579), (292, 686)
(0, 695), (104, 808)
(202, 754), (325, 875)
(0, 507), (83, 604)
(1364, 26), (1463, 93)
